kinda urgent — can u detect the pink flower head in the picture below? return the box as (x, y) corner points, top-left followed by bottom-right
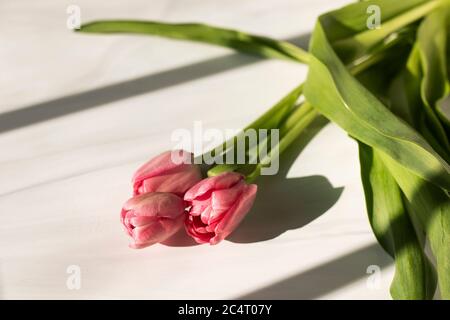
(121, 192), (186, 249)
(132, 150), (202, 196)
(184, 172), (257, 245)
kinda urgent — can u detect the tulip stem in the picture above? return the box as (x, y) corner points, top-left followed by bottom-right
(245, 102), (318, 182)
(195, 83), (303, 165)
(206, 102), (315, 178)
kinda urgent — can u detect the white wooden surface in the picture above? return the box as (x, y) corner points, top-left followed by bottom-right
(0, 0), (395, 299)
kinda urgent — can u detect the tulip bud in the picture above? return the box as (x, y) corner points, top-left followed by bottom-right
(184, 172), (257, 245)
(121, 192), (186, 249)
(132, 150), (202, 196)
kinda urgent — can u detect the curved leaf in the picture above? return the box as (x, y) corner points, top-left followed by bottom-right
(379, 150), (450, 299)
(359, 142), (437, 299)
(304, 18), (450, 191)
(388, 45), (422, 129)
(77, 20), (309, 63)
(417, 7), (450, 151)
(437, 94), (450, 128)
(388, 43), (450, 162)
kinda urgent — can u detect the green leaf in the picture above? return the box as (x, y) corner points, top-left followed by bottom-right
(77, 20), (309, 63)
(437, 94), (450, 127)
(418, 7), (450, 111)
(388, 44), (423, 129)
(359, 142), (437, 299)
(356, 35), (412, 102)
(378, 150), (450, 299)
(321, 0), (430, 42)
(388, 43), (450, 162)
(304, 19), (450, 191)
(385, 5), (450, 159)
(320, 0), (440, 63)
(417, 7), (450, 152)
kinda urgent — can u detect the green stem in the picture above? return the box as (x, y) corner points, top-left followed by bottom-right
(206, 102), (315, 178)
(279, 101), (314, 134)
(195, 83), (303, 163)
(246, 103), (318, 182)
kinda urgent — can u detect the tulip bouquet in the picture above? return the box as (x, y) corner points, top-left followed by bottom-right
(121, 150), (258, 247)
(78, 0), (450, 300)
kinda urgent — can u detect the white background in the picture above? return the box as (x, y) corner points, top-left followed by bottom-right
(0, 0), (395, 299)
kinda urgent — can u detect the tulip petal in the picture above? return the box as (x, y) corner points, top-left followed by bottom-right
(190, 198), (211, 216)
(122, 192), (185, 219)
(209, 181), (245, 221)
(130, 214), (184, 249)
(211, 184), (257, 245)
(129, 216), (157, 227)
(121, 209), (136, 235)
(185, 216), (214, 244)
(205, 221), (219, 233)
(132, 150), (192, 184)
(132, 150), (200, 195)
(137, 164), (202, 196)
(184, 172), (243, 201)
(200, 205), (212, 224)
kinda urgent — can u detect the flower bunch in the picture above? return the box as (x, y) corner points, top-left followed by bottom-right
(80, 0), (450, 299)
(121, 149), (258, 248)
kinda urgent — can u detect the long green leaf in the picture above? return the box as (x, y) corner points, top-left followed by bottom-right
(359, 142), (437, 299)
(388, 43), (450, 162)
(388, 45), (422, 129)
(418, 7), (450, 111)
(379, 150), (450, 299)
(304, 8), (450, 191)
(417, 7), (450, 151)
(77, 20), (309, 63)
(437, 94), (450, 128)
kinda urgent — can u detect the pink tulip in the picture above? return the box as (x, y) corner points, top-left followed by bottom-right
(184, 172), (257, 245)
(132, 150), (202, 196)
(121, 192), (186, 249)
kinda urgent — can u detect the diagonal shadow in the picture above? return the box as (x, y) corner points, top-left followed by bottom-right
(234, 151), (446, 299)
(229, 174), (343, 243)
(237, 242), (393, 299)
(0, 34), (310, 133)
(229, 116), (342, 243)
